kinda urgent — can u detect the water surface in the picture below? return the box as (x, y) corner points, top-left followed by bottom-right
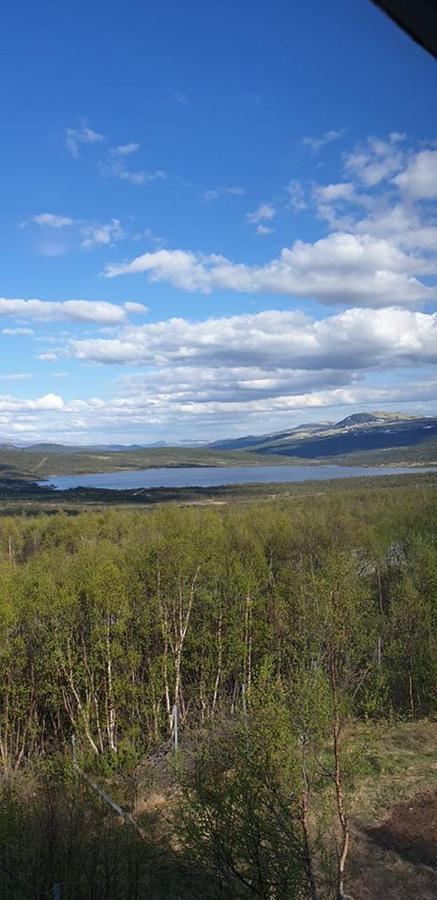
(44, 464), (431, 491)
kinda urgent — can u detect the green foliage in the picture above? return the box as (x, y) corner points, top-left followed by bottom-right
(0, 776), (215, 899)
(0, 486), (434, 770)
(181, 705), (307, 899)
(0, 482), (435, 895)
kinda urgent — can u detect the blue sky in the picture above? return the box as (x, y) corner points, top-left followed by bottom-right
(1, 0), (437, 443)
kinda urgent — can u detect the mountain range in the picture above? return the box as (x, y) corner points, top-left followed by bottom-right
(207, 411), (437, 462)
(1, 412), (437, 467)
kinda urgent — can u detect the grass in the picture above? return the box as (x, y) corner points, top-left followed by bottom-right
(347, 720), (437, 900)
(351, 719), (437, 824)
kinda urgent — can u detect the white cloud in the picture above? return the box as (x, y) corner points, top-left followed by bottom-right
(116, 366), (353, 414)
(344, 135), (404, 187)
(113, 143), (140, 156)
(6, 132), (437, 442)
(32, 213), (75, 229)
(99, 154), (165, 186)
(286, 180), (308, 211)
(202, 186), (246, 201)
(81, 218), (124, 249)
(23, 213), (127, 254)
(68, 307), (437, 371)
(65, 121), (105, 158)
(256, 224), (274, 235)
(16, 305), (429, 439)
(307, 144), (437, 259)
(123, 301), (150, 314)
(0, 298), (148, 324)
(353, 202), (437, 252)
(2, 343), (437, 442)
(134, 227), (166, 248)
(101, 137), (437, 309)
(247, 204), (276, 224)
(104, 233), (435, 307)
(394, 150), (437, 199)
(0, 393), (64, 412)
(313, 182), (355, 203)
(302, 129), (344, 154)
(2, 327), (34, 335)
(0, 373), (33, 381)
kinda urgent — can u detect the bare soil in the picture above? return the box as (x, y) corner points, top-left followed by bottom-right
(368, 789), (437, 869)
(348, 790), (437, 899)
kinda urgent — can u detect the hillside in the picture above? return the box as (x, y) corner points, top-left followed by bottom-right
(210, 412), (437, 464)
(1, 413), (437, 481)
(0, 445), (296, 481)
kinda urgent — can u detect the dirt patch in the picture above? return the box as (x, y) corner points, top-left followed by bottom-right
(348, 825), (437, 900)
(366, 789), (437, 869)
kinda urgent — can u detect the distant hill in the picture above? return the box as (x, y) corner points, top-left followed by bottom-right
(334, 411), (415, 429)
(1, 440), (205, 453)
(208, 412), (437, 462)
(1, 412), (437, 476)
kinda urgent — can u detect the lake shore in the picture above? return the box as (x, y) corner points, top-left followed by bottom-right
(1, 469), (436, 515)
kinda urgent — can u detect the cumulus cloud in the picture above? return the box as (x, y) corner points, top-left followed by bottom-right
(123, 301), (150, 314)
(32, 213), (74, 229)
(103, 137), (437, 308)
(23, 213), (126, 254)
(343, 135), (404, 187)
(256, 224), (274, 236)
(0, 393), (64, 412)
(118, 365), (353, 406)
(113, 143), (140, 156)
(103, 234), (435, 306)
(313, 182), (355, 203)
(81, 218), (124, 249)
(353, 202), (437, 251)
(68, 307), (437, 370)
(65, 121), (105, 158)
(307, 143), (437, 260)
(247, 204), (276, 224)
(394, 150), (437, 199)
(2, 368), (437, 443)
(0, 298), (148, 324)
(3, 318), (437, 443)
(7, 132), (437, 442)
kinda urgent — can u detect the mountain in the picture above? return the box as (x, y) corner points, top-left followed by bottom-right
(208, 413), (437, 462)
(2, 412), (437, 466)
(335, 411), (416, 429)
(208, 422), (332, 452)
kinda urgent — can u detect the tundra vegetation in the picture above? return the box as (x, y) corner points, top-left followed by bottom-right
(0, 478), (436, 897)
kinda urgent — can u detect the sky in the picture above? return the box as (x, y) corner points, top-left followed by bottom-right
(1, 0), (437, 444)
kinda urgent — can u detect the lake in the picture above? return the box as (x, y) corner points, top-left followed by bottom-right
(43, 464), (430, 491)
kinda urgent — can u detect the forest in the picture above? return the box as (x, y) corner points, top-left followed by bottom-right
(0, 476), (436, 898)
